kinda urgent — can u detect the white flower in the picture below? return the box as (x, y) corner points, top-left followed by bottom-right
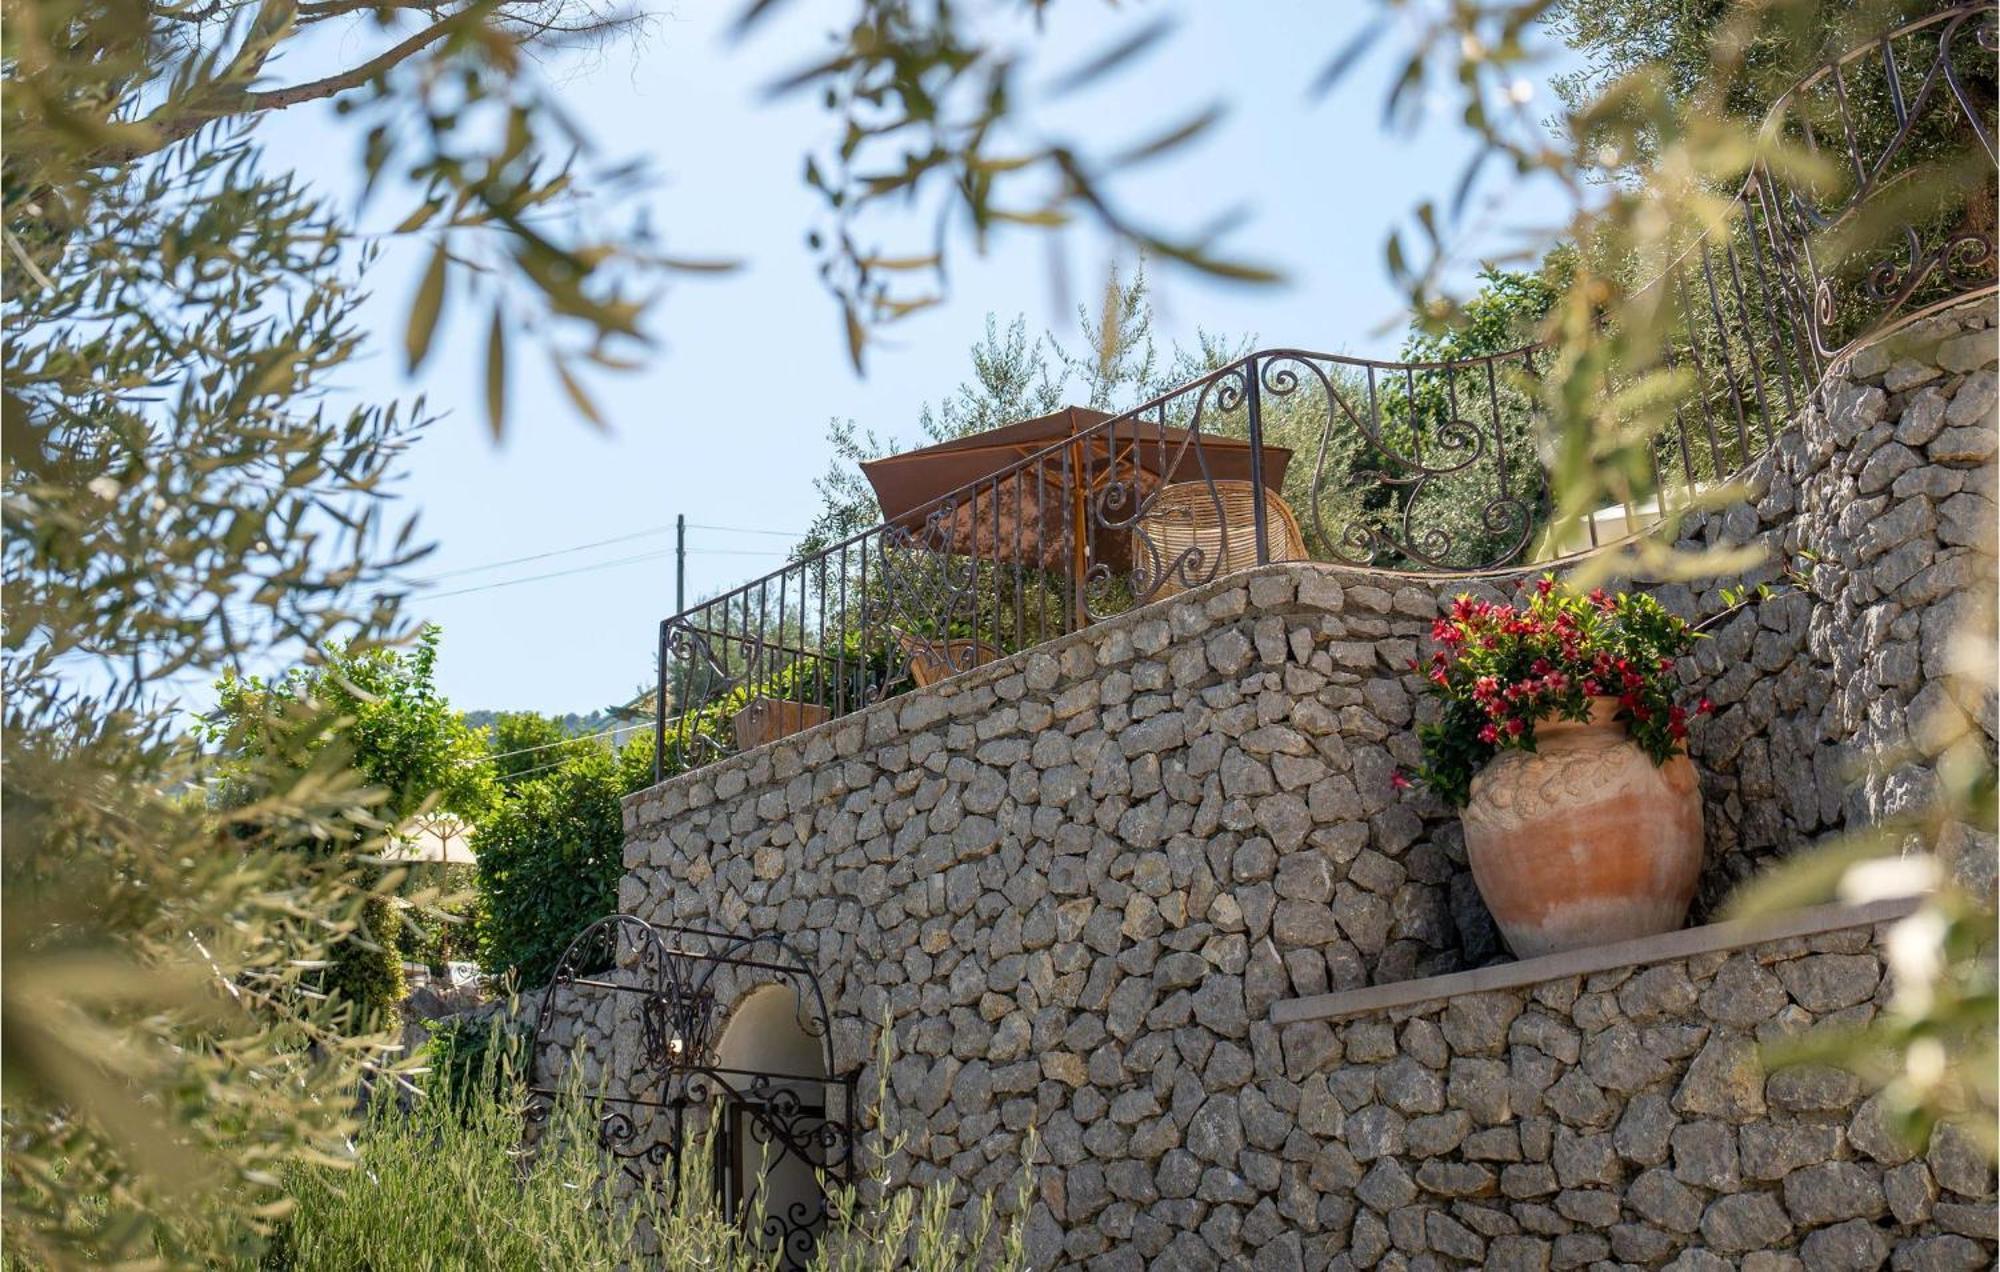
(87, 475), (120, 502)
(1905, 1036), (1946, 1092)
(1838, 855), (1940, 904)
(1507, 79), (1534, 105)
(1883, 906), (1949, 1017)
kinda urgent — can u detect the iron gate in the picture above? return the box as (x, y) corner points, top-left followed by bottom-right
(523, 914), (859, 1268)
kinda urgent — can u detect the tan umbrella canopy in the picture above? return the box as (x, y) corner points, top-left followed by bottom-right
(861, 406), (1292, 579)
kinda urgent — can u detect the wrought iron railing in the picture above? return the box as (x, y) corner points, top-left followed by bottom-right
(654, 3), (1996, 782)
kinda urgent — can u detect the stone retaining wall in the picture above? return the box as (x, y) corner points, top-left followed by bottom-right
(1659, 303), (1997, 909)
(617, 300), (1997, 1265)
(1234, 912), (1995, 1272)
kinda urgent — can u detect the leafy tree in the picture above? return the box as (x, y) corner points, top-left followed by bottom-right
(2, 138), (430, 1266)
(484, 709), (597, 784)
(1047, 261), (1163, 410)
(4, 0), (666, 437)
(1547, 0), (1937, 136)
(206, 626), (498, 1018)
(0, 3), (1257, 1265)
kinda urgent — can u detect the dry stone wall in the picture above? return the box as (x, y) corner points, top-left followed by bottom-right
(1266, 919), (1996, 1272)
(618, 300), (1997, 1266)
(1653, 302), (1998, 910)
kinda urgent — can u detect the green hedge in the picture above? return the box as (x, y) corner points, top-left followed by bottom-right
(473, 743), (656, 986)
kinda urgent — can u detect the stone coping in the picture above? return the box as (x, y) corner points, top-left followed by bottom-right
(1270, 894), (1926, 1026)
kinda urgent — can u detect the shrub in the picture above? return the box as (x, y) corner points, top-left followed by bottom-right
(274, 1051), (694, 1269)
(396, 862), (482, 973)
(1407, 575), (1709, 806)
(474, 747), (638, 986)
(420, 1010), (531, 1111)
(276, 1038), (1032, 1271)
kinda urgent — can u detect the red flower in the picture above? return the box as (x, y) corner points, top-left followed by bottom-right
(1407, 657), (1422, 672)
(1697, 697), (1715, 716)
(1583, 679), (1601, 696)
(1669, 719), (1688, 740)
(1478, 724), (1500, 744)
(1658, 657), (1674, 672)
(1589, 587), (1610, 607)
(1391, 770), (1412, 791)
(1505, 717), (1525, 737)
(1536, 576), (1555, 597)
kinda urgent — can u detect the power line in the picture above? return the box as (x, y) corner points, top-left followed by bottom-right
(415, 548), (678, 599)
(404, 522), (803, 592)
(684, 523), (807, 538)
(413, 524), (676, 583)
(412, 545), (796, 602)
(493, 752), (592, 783)
(472, 717), (650, 763)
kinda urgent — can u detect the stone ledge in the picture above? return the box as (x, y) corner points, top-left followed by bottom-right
(1270, 893), (1926, 1025)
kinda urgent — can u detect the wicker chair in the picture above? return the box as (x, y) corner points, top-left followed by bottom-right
(894, 629), (1005, 688)
(1137, 480), (1309, 598)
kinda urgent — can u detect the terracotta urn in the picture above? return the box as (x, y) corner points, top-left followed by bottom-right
(1460, 698), (1703, 959)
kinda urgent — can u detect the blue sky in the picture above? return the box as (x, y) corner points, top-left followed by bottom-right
(256, 1), (1583, 715)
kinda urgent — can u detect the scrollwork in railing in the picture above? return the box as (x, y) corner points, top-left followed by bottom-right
(757, 1201), (828, 1272)
(1265, 348), (1543, 573)
(1762, 3), (1998, 357)
(734, 1073), (856, 1176)
(597, 1108), (678, 1184)
(1082, 365), (1249, 620)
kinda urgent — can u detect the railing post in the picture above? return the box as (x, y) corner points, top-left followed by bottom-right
(1244, 353), (1271, 565)
(654, 619), (668, 785)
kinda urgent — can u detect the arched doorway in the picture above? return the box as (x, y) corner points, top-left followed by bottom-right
(525, 917), (857, 1272)
(714, 984), (832, 1267)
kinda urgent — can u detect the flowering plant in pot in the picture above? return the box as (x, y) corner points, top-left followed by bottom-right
(1402, 577), (1713, 958)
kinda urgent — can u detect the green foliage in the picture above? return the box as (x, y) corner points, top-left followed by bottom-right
(420, 1011), (532, 1112)
(209, 627), (498, 827)
(3, 101), (425, 1263)
(484, 710), (597, 783)
(396, 863), (482, 972)
(274, 1053), (691, 1269)
(474, 745), (653, 986)
(1548, 0), (1942, 155)
(203, 627), (497, 1022)
(276, 1032), (1033, 1272)
(1409, 576), (1706, 807)
(755, 5), (1276, 369)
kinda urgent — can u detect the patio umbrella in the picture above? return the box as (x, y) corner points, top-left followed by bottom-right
(860, 405), (1292, 584)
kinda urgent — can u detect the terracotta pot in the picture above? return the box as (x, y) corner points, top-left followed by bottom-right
(1461, 698), (1703, 959)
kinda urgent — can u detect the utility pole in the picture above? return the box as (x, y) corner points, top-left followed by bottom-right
(675, 513), (686, 614)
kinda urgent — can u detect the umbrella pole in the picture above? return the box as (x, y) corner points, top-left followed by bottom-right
(1067, 437), (1089, 633)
